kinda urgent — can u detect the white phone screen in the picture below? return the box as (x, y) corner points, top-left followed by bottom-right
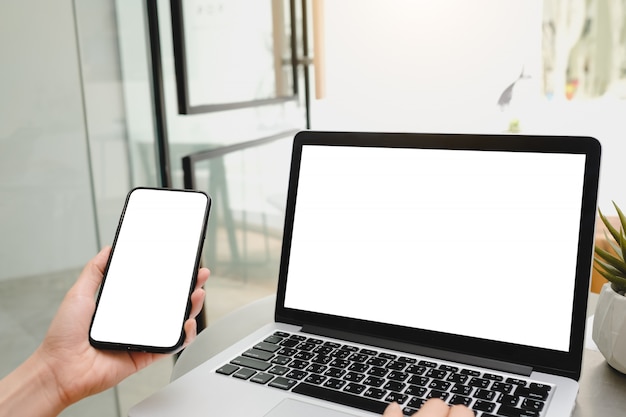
(89, 188), (210, 352)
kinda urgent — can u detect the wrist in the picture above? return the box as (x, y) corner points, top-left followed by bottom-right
(0, 349), (68, 417)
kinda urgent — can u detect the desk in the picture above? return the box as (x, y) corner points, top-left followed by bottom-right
(174, 293), (626, 416)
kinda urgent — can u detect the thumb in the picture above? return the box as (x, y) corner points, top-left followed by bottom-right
(70, 246), (111, 298)
(383, 402), (403, 417)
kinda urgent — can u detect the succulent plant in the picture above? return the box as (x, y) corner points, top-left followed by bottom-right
(595, 202), (626, 295)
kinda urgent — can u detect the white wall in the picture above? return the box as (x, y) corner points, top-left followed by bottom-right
(312, 0), (625, 213)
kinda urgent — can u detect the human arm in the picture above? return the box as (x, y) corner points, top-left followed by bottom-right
(0, 246), (209, 417)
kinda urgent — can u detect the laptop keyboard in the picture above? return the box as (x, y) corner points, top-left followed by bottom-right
(216, 331), (554, 417)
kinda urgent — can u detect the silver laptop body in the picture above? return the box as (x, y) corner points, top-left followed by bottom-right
(130, 131), (601, 417)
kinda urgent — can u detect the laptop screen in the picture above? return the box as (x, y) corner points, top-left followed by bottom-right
(283, 143), (587, 353)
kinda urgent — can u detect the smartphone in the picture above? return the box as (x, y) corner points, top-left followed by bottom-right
(89, 187), (211, 353)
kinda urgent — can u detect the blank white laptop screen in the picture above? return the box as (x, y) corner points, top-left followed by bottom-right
(284, 145), (587, 352)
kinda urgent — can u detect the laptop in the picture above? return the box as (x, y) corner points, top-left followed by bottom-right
(130, 131), (601, 417)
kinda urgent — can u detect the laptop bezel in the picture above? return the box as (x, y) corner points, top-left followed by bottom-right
(275, 130), (601, 381)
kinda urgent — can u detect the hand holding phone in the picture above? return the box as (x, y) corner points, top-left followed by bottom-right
(89, 187), (211, 353)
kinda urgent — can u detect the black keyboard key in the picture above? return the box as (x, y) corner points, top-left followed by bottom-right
(506, 377), (528, 386)
(439, 365), (459, 373)
(290, 335), (306, 341)
(451, 384), (473, 396)
(427, 389), (449, 400)
(268, 365), (289, 376)
(269, 377), (298, 390)
(297, 342), (316, 351)
(428, 380), (451, 391)
(243, 348), (273, 361)
(492, 382), (514, 393)
(529, 383), (551, 393)
(521, 398), (545, 412)
(498, 394), (520, 406)
(344, 371), (365, 382)
(407, 397), (426, 409)
(450, 395), (472, 406)
(329, 359), (350, 368)
(231, 356), (271, 371)
(254, 341), (281, 352)
(514, 386), (549, 401)
(278, 347), (297, 356)
(271, 355), (291, 365)
(349, 353), (369, 363)
(342, 344), (360, 352)
(294, 351), (315, 361)
(367, 367), (389, 377)
(280, 339), (299, 348)
(388, 371), (409, 381)
(383, 380), (406, 393)
(379, 352), (397, 361)
(273, 331), (290, 338)
(407, 375), (429, 386)
(474, 400), (496, 413)
(363, 376), (385, 387)
(496, 405), (541, 417)
(289, 359), (309, 370)
(447, 373), (469, 384)
(348, 363), (369, 373)
(307, 337), (324, 344)
(332, 349), (352, 359)
(398, 356), (417, 364)
(312, 354), (332, 365)
(344, 383), (366, 394)
(475, 388), (497, 401)
(324, 367), (346, 378)
(361, 348), (378, 356)
(250, 372), (274, 384)
(285, 370), (308, 380)
(216, 364), (239, 375)
(364, 387), (387, 400)
(468, 377), (491, 389)
(323, 378), (347, 390)
(461, 369), (481, 377)
(387, 361), (407, 371)
(306, 364), (327, 374)
(385, 392), (408, 404)
(419, 360), (437, 368)
(263, 335), (283, 344)
(405, 385), (428, 397)
(367, 357), (388, 367)
(305, 373), (326, 385)
(406, 365), (427, 375)
(425, 369), (447, 380)
(483, 373), (504, 381)
(313, 345), (335, 355)
(292, 382), (388, 414)
(233, 368), (257, 380)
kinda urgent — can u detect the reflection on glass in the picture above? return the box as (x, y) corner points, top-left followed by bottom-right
(182, 0), (294, 107)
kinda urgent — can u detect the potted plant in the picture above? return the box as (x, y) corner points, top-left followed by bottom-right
(592, 202), (626, 373)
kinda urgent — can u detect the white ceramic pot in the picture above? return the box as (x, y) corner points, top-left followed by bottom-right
(592, 282), (626, 373)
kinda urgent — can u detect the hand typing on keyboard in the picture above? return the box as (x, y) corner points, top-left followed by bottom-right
(384, 399), (473, 416)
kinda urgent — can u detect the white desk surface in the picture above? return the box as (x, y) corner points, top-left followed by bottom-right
(173, 292), (626, 417)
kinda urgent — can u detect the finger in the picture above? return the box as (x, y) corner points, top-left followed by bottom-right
(382, 402), (403, 417)
(449, 404), (474, 417)
(69, 246), (112, 298)
(188, 287), (206, 319)
(196, 267), (210, 289)
(182, 317), (198, 347)
(414, 399), (450, 416)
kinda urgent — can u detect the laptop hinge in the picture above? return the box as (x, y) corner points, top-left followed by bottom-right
(301, 325), (533, 377)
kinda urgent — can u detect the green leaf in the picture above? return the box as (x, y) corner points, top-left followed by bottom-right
(603, 230), (623, 256)
(594, 258), (626, 279)
(598, 208), (622, 244)
(594, 246), (626, 274)
(613, 201), (626, 236)
(594, 264), (626, 291)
